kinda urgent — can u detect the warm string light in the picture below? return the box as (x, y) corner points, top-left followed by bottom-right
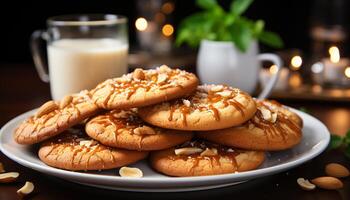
(311, 62), (324, 73)
(329, 46), (340, 63)
(345, 67), (350, 78)
(269, 65), (278, 74)
(135, 17), (148, 31)
(290, 55), (302, 70)
(162, 24), (174, 37)
(161, 2), (175, 14)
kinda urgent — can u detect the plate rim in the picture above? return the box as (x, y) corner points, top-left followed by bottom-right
(0, 107), (330, 186)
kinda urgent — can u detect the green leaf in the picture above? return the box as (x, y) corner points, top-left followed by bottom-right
(259, 31), (284, 48)
(230, 22), (252, 52)
(329, 135), (344, 149)
(196, 0), (218, 10)
(176, 0), (283, 50)
(176, 12), (210, 47)
(253, 20), (265, 36)
(224, 13), (236, 26)
(177, 12), (208, 29)
(230, 0), (254, 16)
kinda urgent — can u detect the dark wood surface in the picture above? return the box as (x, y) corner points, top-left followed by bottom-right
(1, 64), (350, 200)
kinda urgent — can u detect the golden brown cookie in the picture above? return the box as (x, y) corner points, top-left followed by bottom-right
(14, 90), (100, 145)
(38, 128), (148, 171)
(150, 140), (265, 177)
(91, 65), (199, 110)
(138, 84), (257, 131)
(198, 99), (303, 151)
(85, 109), (193, 151)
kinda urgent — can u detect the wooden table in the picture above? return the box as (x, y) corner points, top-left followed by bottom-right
(1, 64), (350, 200)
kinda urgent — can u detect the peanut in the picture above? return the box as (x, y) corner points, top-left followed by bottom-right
(35, 101), (58, 118)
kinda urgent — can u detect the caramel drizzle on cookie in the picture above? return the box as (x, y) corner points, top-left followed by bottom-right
(248, 103), (301, 144)
(18, 91), (95, 142)
(168, 85), (248, 126)
(92, 110), (142, 127)
(170, 141), (240, 172)
(92, 67), (194, 107)
(90, 110), (155, 145)
(43, 130), (114, 170)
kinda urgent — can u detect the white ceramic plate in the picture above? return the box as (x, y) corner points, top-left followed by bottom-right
(0, 108), (330, 192)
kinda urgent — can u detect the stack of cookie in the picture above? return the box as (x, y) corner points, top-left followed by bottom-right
(14, 65), (303, 177)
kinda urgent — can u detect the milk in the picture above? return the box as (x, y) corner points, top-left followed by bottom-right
(48, 39), (128, 100)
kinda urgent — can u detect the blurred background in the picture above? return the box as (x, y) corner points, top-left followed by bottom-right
(1, 0), (348, 63)
(0, 0), (349, 135)
(1, 0), (350, 103)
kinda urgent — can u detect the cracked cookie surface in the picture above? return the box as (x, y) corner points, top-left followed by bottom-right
(86, 109), (193, 151)
(138, 84), (257, 130)
(150, 140), (265, 177)
(91, 65), (198, 110)
(198, 100), (303, 151)
(14, 90), (100, 145)
(38, 128), (148, 171)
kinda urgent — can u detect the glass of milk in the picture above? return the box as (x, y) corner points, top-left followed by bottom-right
(30, 14), (128, 100)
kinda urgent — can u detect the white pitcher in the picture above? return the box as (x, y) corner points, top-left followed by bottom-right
(197, 40), (282, 99)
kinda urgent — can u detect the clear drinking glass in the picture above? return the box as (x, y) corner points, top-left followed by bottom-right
(30, 14), (128, 100)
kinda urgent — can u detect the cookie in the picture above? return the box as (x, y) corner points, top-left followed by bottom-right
(86, 109), (193, 151)
(198, 100), (303, 151)
(14, 90), (100, 145)
(138, 84), (257, 131)
(150, 140), (265, 177)
(91, 65), (199, 110)
(38, 128), (148, 171)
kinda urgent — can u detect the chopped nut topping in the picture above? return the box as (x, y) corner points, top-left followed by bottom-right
(271, 112), (278, 123)
(227, 148), (234, 152)
(175, 147), (203, 156)
(216, 90), (232, 97)
(117, 76), (132, 83)
(157, 73), (168, 84)
(182, 99), (191, 107)
(259, 107), (277, 123)
(133, 68), (145, 80)
(35, 101), (59, 118)
(79, 140), (97, 147)
(200, 148), (218, 156)
(158, 65), (171, 73)
(60, 95), (73, 109)
(210, 85), (224, 92)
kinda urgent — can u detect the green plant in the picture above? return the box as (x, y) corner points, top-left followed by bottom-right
(329, 130), (350, 158)
(176, 0), (283, 52)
